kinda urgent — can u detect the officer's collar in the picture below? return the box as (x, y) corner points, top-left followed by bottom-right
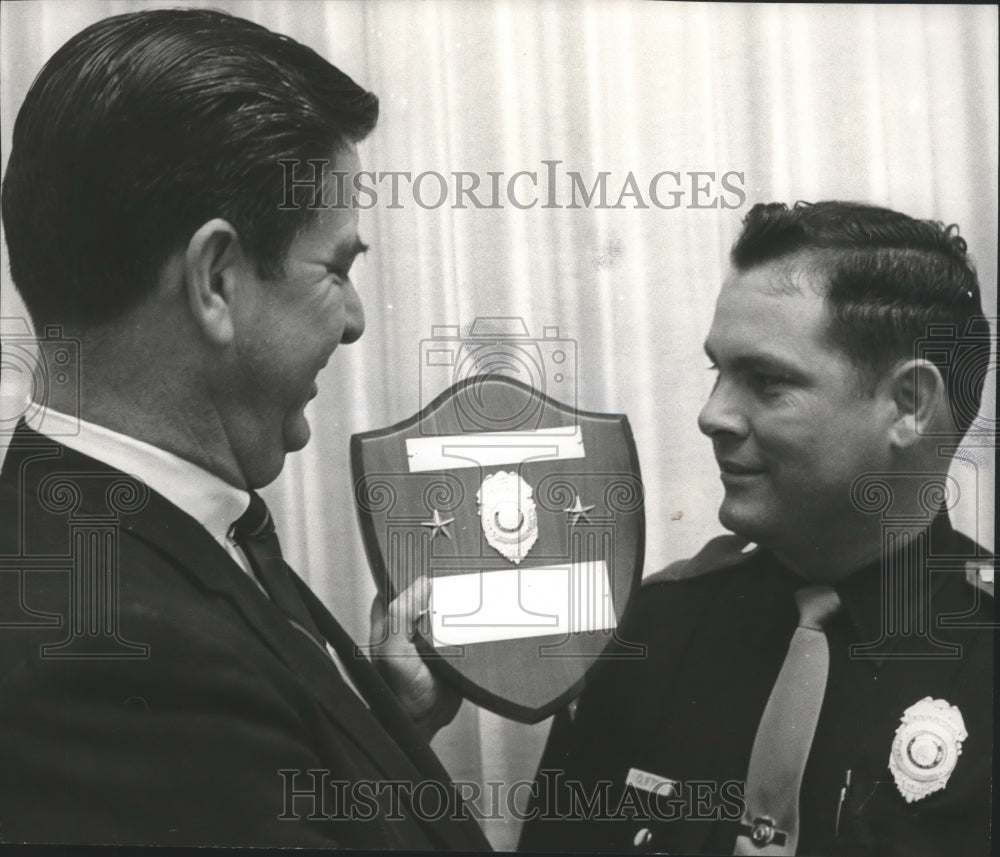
(754, 513), (956, 671)
(829, 511), (956, 670)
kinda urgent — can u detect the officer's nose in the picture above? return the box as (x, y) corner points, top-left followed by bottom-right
(697, 377), (748, 439)
(340, 281), (365, 344)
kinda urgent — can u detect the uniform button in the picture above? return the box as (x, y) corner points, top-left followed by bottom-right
(751, 817), (776, 846)
(633, 827), (653, 847)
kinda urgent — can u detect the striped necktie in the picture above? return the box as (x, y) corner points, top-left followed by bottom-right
(232, 491), (329, 654)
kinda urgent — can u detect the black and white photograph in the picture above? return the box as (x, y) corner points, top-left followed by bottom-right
(0, 1), (996, 853)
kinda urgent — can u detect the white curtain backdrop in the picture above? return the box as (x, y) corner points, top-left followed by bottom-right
(2, 1), (996, 848)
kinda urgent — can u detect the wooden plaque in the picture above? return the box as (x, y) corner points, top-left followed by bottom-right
(351, 375), (645, 723)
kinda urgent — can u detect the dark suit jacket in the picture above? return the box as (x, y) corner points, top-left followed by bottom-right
(0, 422), (490, 849)
(519, 525), (994, 856)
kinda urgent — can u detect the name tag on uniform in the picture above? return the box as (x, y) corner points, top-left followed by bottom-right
(626, 767), (678, 797)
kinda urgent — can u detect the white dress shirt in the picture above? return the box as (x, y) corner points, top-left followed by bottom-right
(28, 406), (255, 575)
(27, 406), (367, 702)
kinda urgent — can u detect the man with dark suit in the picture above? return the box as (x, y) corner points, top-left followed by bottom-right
(0, 9), (488, 849)
(519, 201), (995, 855)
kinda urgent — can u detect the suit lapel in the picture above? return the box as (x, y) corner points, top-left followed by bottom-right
(5, 426), (429, 789)
(6, 423), (491, 850)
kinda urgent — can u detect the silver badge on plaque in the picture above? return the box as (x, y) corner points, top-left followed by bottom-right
(477, 471), (538, 564)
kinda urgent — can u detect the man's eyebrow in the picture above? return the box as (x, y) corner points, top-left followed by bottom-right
(703, 343), (802, 374)
(735, 354), (798, 371)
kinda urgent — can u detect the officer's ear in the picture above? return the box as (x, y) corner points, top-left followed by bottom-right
(884, 358), (951, 449)
(183, 218), (243, 346)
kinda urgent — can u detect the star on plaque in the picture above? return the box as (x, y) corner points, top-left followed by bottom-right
(564, 495), (594, 525)
(420, 508), (454, 541)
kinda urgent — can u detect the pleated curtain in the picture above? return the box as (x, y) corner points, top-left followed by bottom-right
(1, 1), (996, 848)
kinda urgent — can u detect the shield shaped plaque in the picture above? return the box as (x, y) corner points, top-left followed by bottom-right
(351, 375), (644, 723)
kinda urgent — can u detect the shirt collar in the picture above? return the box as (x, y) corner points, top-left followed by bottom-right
(830, 511), (955, 666)
(754, 512), (956, 670)
(27, 406), (250, 545)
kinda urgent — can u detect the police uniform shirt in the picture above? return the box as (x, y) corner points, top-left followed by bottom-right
(518, 514), (994, 856)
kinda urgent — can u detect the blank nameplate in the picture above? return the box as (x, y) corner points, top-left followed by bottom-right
(406, 426), (584, 472)
(429, 560), (615, 647)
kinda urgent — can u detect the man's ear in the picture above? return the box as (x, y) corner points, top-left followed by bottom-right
(183, 219), (244, 346)
(885, 358), (950, 448)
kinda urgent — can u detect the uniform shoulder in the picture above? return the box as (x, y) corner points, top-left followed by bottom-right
(642, 533), (759, 588)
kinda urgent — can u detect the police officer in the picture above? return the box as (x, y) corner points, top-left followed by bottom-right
(518, 201), (994, 856)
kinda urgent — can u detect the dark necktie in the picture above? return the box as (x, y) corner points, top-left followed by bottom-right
(734, 585), (841, 855)
(231, 491), (329, 655)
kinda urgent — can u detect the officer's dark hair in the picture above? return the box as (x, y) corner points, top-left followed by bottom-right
(731, 201), (990, 436)
(1, 8), (378, 329)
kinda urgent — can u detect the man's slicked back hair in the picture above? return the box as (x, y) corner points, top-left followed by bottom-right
(731, 201), (990, 436)
(2, 8), (378, 328)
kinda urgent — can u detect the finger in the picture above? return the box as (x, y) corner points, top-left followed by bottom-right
(416, 576), (432, 636)
(393, 576), (430, 642)
(391, 575), (427, 621)
(388, 578), (412, 628)
(369, 589), (388, 647)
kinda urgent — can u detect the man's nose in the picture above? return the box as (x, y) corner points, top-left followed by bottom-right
(340, 282), (365, 344)
(697, 378), (749, 438)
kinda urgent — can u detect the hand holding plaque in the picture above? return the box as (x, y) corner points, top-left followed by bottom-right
(368, 576), (462, 739)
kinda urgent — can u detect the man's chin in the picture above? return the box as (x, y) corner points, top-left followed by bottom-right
(717, 499), (772, 544)
(238, 413), (310, 488)
(283, 412), (312, 454)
